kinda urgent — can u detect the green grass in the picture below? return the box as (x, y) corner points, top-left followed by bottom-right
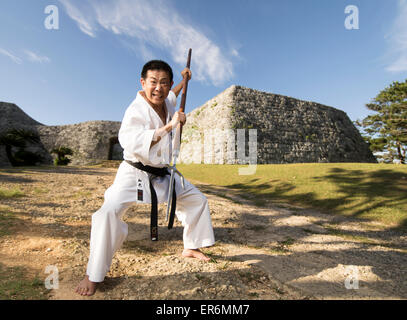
(217, 261), (231, 270)
(0, 207), (17, 237)
(122, 241), (157, 253)
(71, 190), (92, 199)
(0, 265), (49, 300)
(178, 163), (407, 229)
(201, 250), (218, 263)
(324, 226), (378, 244)
(278, 237), (296, 246)
(0, 187), (24, 199)
(248, 292), (259, 298)
(33, 187), (49, 194)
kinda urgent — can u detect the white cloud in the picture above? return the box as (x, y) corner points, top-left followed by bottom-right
(24, 50), (51, 63)
(59, 0), (235, 85)
(386, 0), (407, 73)
(59, 0), (97, 38)
(230, 48), (240, 58)
(0, 48), (22, 64)
(0, 48), (51, 65)
(119, 39), (155, 62)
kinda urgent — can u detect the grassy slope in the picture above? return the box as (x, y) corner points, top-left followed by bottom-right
(178, 163), (407, 229)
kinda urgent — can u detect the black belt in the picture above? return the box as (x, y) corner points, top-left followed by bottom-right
(125, 160), (176, 241)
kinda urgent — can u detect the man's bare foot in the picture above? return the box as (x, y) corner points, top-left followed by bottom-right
(182, 248), (211, 262)
(75, 275), (98, 296)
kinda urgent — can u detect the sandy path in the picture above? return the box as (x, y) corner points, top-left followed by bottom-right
(0, 166), (406, 300)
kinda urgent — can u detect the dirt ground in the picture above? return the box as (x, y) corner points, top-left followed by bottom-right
(0, 166), (406, 300)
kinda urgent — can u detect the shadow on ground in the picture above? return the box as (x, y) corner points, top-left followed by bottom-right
(196, 167), (407, 230)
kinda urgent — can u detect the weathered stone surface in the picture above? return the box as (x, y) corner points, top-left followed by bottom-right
(37, 121), (122, 165)
(0, 102), (43, 128)
(0, 85), (376, 167)
(179, 85), (376, 164)
(0, 102), (122, 166)
(0, 102), (51, 166)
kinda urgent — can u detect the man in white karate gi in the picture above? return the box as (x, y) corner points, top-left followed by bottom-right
(76, 60), (215, 296)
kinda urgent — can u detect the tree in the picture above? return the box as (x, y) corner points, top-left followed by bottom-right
(51, 146), (73, 165)
(356, 80), (407, 164)
(0, 129), (42, 166)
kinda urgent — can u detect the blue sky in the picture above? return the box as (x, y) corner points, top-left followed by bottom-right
(0, 0), (406, 126)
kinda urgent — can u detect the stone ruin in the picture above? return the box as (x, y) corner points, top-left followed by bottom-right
(178, 85), (376, 164)
(0, 85), (376, 167)
(0, 102), (122, 166)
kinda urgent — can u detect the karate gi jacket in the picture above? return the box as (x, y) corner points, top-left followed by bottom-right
(117, 90), (178, 205)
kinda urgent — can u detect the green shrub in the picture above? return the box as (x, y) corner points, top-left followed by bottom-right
(51, 146), (73, 166)
(54, 157), (71, 166)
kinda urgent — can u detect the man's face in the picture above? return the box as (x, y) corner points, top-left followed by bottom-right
(140, 70), (173, 106)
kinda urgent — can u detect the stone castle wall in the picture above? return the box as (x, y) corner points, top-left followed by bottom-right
(0, 102), (122, 166)
(1, 85), (376, 166)
(0, 102), (50, 167)
(179, 85), (376, 164)
(37, 121), (122, 165)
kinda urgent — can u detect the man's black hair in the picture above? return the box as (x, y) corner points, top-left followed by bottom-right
(141, 60), (173, 83)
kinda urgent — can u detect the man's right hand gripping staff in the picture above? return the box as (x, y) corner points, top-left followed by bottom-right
(75, 59), (215, 297)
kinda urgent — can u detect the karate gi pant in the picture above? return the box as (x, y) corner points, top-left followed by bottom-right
(86, 161), (215, 282)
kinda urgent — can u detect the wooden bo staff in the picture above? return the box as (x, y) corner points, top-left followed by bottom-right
(165, 48), (191, 224)
(178, 48), (192, 137)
